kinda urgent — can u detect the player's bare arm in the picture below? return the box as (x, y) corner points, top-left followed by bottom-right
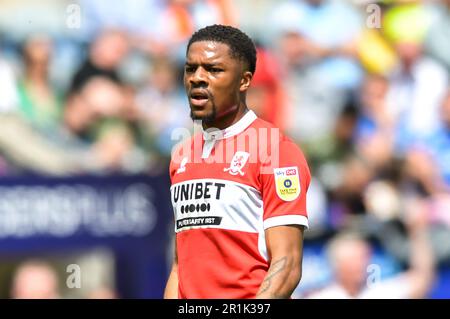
(256, 225), (304, 299)
(164, 240), (178, 299)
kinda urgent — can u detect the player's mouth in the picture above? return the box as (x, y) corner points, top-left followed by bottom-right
(189, 90), (210, 108)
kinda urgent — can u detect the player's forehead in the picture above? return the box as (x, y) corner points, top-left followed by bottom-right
(185, 40), (233, 64)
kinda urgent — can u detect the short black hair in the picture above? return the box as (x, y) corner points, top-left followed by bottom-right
(187, 24), (257, 74)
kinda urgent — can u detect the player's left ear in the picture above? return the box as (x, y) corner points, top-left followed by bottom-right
(240, 71), (253, 92)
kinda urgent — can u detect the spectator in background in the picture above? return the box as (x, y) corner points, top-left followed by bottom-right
(65, 76), (127, 139)
(0, 48), (19, 174)
(135, 57), (190, 158)
(310, 102), (358, 166)
(425, 0), (450, 72)
(384, 3), (448, 139)
(157, 0), (238, 44)
(355, 17), (398, 76)
(64, 76), (148, 173)
(77, 0), (165, 41)
(328, 154), (374, 229)
(144, 0), (238, 59)
(16, 35), (62, 133)
(355, 75), (393, 140)
(87, 286), (118, 299)
(354, 74), (395, 172)
(69, 29), (129, 94)
(395, 88), (450, 202)
(247, 46), (287, 131)
(79, 0), (237, 59)
(270, 0), (363, 145)
(10, 260), (60, 299)
(0, 75), (143, 175)
(304, 204), (435, 299)
(304, 102), (359, 194)
(91, 118), (145, 173)
(427, 90), (450, 190)
(0, 50), (18, 113)
(270, 0), (363, 90)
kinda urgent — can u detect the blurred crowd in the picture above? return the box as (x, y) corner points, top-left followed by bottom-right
(1, 0), (450, 298)
(4, 252), (118, 299)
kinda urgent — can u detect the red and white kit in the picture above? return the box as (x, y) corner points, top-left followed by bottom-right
(170, 110), (311, 298)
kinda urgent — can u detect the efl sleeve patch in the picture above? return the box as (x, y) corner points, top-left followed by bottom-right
(273, 166), (301, 201)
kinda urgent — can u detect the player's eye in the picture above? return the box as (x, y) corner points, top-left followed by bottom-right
(210, 67), (223, 73)
(185, 65), (196, 73)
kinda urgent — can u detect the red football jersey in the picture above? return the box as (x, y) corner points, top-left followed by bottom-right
(169, 110), (310, 298)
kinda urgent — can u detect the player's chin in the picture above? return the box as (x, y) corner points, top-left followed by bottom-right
(190, 107), (213, 121)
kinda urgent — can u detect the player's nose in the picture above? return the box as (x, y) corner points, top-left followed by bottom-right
(190, 67), (208, 86)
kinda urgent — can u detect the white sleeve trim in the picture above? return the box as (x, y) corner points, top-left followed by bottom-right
(264, 215), (309, 230)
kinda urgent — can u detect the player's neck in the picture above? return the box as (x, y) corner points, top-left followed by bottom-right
(202, 103), (249, 131)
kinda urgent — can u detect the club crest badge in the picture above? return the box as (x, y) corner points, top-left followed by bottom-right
(224, 151), (250, 176)
(274, 167), (301, 201)
(176, 157), (188, 174)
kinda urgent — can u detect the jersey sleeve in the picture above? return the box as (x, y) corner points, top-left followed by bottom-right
(169, 138), (190, 184)
(260, 140), (311, 230)
(169, 154), (177, 184)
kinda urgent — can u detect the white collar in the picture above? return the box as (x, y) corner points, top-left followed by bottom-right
(202, 110), (257, 141)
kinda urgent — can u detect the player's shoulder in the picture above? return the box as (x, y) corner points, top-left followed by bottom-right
(250, 118), (310, 181)
(250, 117), (279, 131)
(171, 132), (201, 157)
(251, 117), (305, 155)
(169, 132), (201, 176)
